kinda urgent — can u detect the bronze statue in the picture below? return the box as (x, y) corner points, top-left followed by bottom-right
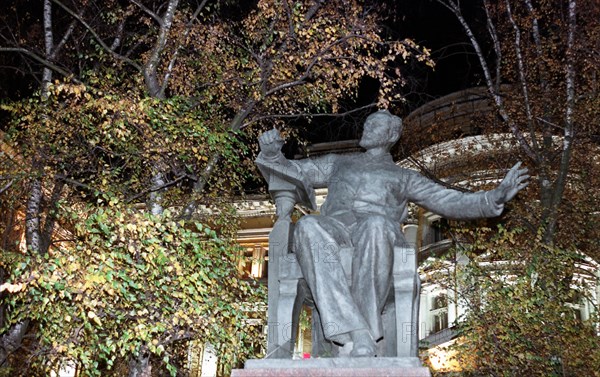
(257, 110), (529, 357)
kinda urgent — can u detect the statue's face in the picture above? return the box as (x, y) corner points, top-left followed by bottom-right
(359, 116), (392, 149)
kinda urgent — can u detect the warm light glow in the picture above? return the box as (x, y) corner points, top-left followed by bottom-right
(236, 241), (268, 279)
(427, 340), (461, 372)
(19, 228), (27, 253)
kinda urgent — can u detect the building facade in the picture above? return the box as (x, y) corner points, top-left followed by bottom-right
(234, 88), (600, 371)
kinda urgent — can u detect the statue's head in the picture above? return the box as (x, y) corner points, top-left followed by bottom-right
(359, 110), (403, 150)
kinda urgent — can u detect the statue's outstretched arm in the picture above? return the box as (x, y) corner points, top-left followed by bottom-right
(406, 162), (529, 220)
(257, 128), (338, 188)
(488, 161), (530, 206)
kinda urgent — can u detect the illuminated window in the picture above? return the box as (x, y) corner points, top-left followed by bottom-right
(238, 246), (267, 279)
(431, 293), (449, 333)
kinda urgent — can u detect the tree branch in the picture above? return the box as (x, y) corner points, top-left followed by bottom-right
(143, 0), (180, 98)
(524, 0), (543, 62)
(482, 0), (501, 90)
(0, 47), (75, 80)
(42, 0), (54, 96)
(505, 0), (540, 152)
(159, 0), (210, 97)
(56, 175), (105, 196)
(240, 103), (378, 129)
(50, 0), (142, 71)
(43, 0), (54, 58)
(179, 97), (258, 219)
(126, 174), (189, 203)
(305, 0), (324, 21)
(435, 0), (539, 162)
(110, 13), (128, 51)
(544, 0), (577, 243)
(25, 172), (43, 254)
(265, 33), (372, 96)
(40, 178), (65, 255)
(129, 0), (163, 25)
(53, 20), (77, 60)
(0, 180), (14, 195)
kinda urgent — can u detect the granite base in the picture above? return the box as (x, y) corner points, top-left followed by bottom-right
(231, 357), (431, 377)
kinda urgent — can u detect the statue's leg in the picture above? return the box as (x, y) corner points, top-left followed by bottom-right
(351, 214), (397, 342)
(293, 215), (368, 345)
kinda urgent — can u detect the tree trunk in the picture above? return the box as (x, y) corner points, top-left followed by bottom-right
(148, 171), (166, 216)
(128, 352), (152, 377)
(143, 0), (180, 98)
(0, 0), (55, 368)
(25, 173), (43, 254)
(40, 179), (65, 254)
(0, 320), (30, 367)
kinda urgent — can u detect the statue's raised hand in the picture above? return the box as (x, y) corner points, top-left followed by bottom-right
(492, 162), (530, 205)
(259, 128), (285, 158)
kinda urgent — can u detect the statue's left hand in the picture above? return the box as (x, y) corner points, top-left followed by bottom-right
(492, 162), (530, 205)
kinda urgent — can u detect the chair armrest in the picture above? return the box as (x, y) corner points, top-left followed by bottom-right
(255, 155), (317, 212)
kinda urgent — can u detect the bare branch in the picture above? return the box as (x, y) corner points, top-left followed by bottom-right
(110, 14), (128, 51)
(524, 0), (543, 60)
(43, 0), (54, 57)
(523, 0), (549, 121)
(0, 47), (75, 80)
(305, 0), (324, 21)
(40, 179), (65, 255)
(435, 1), (495, 97)
(42, 0), (55, 95)
(435, 0), (538, 162)
(535, 117), (564, 131)
(159, 0), (210, 97)
(564, 0), (577, 143)
(126, 174), (189, 203)
(129, 0), (163, 25)
(56, 176), (104, 195)
(482, 0), (501, 90)
(0, 180), (14, 195)
(25, 173), (43, 254)
(53, 21), (77, 60)
(282, 0), (295, 39)
(240, 103), (378, 129)
(50, 0), (142, 71)
(505, 0), (540, 152)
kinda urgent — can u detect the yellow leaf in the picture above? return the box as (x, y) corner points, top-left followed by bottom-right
(87, 310), (102, 326)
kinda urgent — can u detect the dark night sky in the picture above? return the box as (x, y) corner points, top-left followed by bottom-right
(294, 1), (485, 146)
(391, 1), (485, 100)
(0, 1), (484, 143)
(0, 1), (482, 106)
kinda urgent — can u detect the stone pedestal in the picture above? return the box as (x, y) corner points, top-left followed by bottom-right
(231, 357), (431, 377)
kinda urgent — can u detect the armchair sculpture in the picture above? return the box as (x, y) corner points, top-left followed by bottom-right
(256, 110), (529, 359)
(259, 167), (421, 359)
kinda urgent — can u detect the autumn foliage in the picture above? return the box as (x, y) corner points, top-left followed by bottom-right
(0, 0), (429, 375)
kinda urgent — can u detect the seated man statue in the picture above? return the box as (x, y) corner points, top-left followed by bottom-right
(257, 110), (529, 357)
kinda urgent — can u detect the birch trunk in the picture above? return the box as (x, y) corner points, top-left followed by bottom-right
(128, 352), (152, 377)
(1, 0), (54, 365)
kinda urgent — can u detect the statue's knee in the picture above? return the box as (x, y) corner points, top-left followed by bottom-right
(295, 215), (320, 234)
(358, 215), (395, 243)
